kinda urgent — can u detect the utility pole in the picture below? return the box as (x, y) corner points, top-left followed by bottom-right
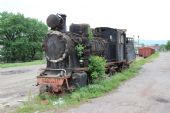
(138, 35), (139, 45)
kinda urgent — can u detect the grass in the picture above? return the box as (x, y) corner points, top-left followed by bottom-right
(15, 53), (159, 113)
(0, 60), (45, 68)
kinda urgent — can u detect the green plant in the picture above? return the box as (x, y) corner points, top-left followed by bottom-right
(87, 26), (94, 40)
(0, 11), (48, 62)
(165, 40), (170, 50)
(75, 44), (85, 59)
(88, 56), (106, 80)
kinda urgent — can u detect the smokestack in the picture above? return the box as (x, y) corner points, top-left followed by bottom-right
(59, 14), (67, 32)
(46, 13), (67, 32)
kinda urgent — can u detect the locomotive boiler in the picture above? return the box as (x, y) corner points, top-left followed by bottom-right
(37, 13), (136, 93)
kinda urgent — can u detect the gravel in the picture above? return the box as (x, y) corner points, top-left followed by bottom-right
(0, 64), (45, 113)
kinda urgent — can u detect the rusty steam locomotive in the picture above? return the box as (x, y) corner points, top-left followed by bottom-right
(37, 14), (136, 93)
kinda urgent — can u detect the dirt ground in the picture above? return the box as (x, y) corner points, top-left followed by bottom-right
(0, 64), (45, 113)
(63, 52), (170, 113)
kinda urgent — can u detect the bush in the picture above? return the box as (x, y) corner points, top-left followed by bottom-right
(88, 56), (106, 80)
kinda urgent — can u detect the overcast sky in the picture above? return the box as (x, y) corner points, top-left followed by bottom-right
(0, 0), (170, 41)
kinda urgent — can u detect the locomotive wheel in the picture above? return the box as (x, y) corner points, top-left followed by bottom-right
(108, 66), (116, 76)
(39, 84), (52, 94)
(71, 72), (88, 87)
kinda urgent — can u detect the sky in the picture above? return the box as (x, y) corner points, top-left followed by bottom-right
(0, 0), (170, 41)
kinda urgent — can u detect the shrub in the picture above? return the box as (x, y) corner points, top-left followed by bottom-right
(88, 56), (106, 80)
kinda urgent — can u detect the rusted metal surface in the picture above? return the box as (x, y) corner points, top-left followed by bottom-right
(138, 47), (155, 58)
(95, 27), (126, 62)
(69, 24), (90, 36)
(37, 75), (70, 93)
(126, 37), (136, 62)
(71, 61), (127, 72)
(46, 14), (66, 32)
(37, 68), (70, 93)
(105, 61), (126, 67)
(72, 67), (88, 72)
(46, 14), (62, 29)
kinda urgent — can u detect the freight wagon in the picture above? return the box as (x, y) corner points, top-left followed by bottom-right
(138, 47), (155, 58)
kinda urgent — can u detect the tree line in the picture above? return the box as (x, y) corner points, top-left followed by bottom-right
(165, 40), (170, 51)
(0, 11), (48, 62)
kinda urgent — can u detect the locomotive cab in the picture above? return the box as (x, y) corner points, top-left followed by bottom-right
(95, 27), (126, 62)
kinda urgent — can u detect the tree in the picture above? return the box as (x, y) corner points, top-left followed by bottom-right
(160, 44), (166, 51)
(165, 40), (170, 51)
(0, 11), (48, 62)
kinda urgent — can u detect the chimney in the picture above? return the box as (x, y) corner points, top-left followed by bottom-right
(59, 14), (67, 32)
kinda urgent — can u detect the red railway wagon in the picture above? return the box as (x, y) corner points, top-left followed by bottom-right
(138, 47), (155, 58)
